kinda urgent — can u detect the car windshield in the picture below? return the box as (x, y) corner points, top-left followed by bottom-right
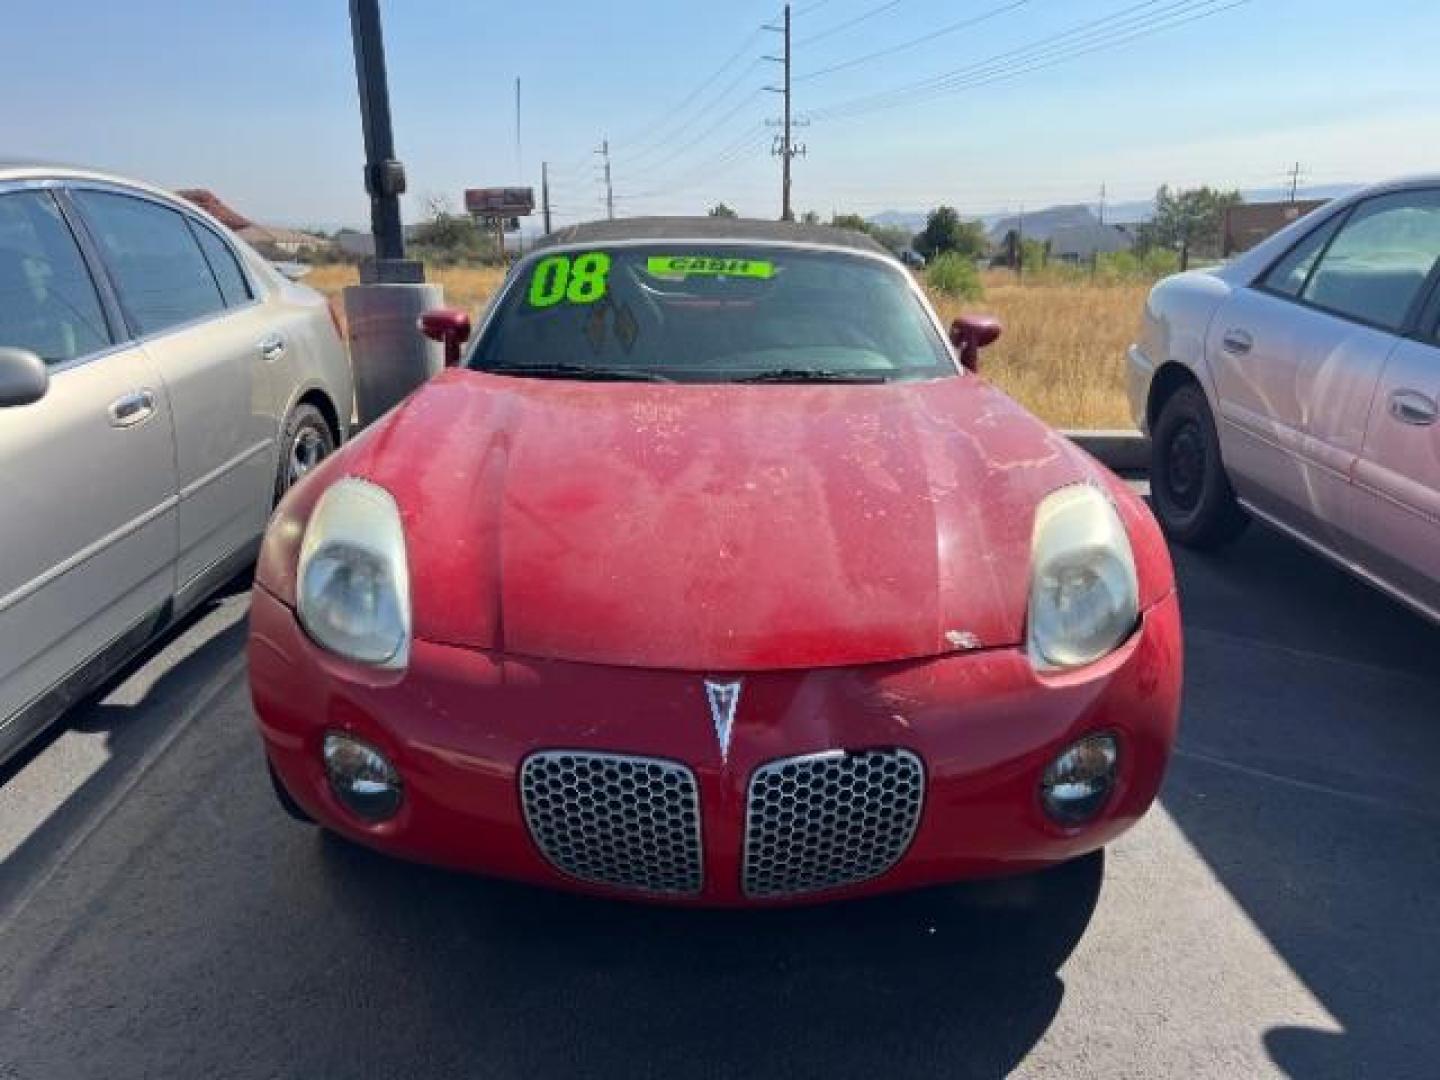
(467, 244), (955, 383)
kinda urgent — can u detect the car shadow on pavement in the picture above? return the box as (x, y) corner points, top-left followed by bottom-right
(1161, 522), (1440, 1080)
(0, 575), (250, 920)
(313, 835), (1102, 1079)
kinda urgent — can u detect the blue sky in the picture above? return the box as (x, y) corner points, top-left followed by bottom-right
(5, 0), (1437, 229)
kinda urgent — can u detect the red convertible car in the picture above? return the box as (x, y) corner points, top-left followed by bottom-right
(249, 219), (1181, 905)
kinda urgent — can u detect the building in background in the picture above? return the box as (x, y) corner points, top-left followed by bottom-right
(1223, 199), (1327, 256)
(235, 223), (330, 258)
(333, 227), (376, 260)
(177, 188), (332, 259)
(174, 188), (252, 231)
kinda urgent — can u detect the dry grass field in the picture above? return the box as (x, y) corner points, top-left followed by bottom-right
(307, 264), (1144, 429)
(952, 271), (1147, 428)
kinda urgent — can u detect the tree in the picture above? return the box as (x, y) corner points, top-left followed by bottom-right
(913, 206), (987, 261)
(1021, 237), (1049, 272)
(409, 195), (495, 264)
(1137, 185), (1242, 269)
(829, 212), (872, 234)
(800, 209), (821, 225)
(925, 253), (984, 300)
(707, 202), (738, 219)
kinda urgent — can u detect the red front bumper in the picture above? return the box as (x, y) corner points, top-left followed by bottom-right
(249, 584), (1181, 906)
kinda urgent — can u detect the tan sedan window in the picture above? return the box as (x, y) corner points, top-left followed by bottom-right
(73, 189), (225, 337)
(0, 191), (111, 364)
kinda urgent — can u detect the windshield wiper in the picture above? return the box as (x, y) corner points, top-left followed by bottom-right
(485, 363), (671, 383)
(735, 368), (890, 384)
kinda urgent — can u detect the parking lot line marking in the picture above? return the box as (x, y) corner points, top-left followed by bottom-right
(1183, 625), (1432, 685)
(1173, 747), (1440, 821)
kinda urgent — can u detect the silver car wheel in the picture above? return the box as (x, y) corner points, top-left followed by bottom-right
(288, 428), (326, 486)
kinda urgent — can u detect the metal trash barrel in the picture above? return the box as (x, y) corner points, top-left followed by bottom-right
(343, 282), (445, 428)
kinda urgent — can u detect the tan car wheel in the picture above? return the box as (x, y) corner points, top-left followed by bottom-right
(275, 403), (335, 502)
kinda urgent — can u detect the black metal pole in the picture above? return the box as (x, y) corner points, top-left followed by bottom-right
(349, 0), (406, 264)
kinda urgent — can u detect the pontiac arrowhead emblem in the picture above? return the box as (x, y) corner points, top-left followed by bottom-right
(704, 679), (742, 763)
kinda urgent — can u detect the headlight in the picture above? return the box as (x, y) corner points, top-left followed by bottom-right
(1027, 484), (1139, 671)
(297, 478), (411, 668)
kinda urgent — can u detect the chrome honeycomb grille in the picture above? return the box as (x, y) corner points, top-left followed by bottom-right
(743, 749), (925, 898)
(519, 751), (703, 896)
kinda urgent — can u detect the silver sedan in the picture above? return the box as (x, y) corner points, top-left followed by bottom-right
(1129, 175), (1440, 623)
(0, 164), (353, 765)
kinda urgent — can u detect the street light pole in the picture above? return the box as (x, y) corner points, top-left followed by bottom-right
(348, 0), (421, 282)
(344, 0), (442, 428)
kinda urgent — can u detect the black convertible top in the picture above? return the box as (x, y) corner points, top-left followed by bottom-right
(533, 216), (892, 258)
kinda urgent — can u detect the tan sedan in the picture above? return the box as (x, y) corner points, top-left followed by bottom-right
(0, 164), (353, 765)
(1129, 176), (1440, 622)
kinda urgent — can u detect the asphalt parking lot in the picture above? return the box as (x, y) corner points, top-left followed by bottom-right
(2, 512), (1438, 1079)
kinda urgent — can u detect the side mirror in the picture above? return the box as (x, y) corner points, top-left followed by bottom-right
(949, 315), (1002, 373)
(0, 347), (49, 407)
(418, 308), (473, 368)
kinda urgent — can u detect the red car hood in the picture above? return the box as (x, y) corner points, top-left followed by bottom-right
(272, 369), (1160, 671)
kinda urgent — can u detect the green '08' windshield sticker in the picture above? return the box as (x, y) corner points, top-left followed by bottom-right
(646, 255), (775, 280)
(528, 252), (611, 308)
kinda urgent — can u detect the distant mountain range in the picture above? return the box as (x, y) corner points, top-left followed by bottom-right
(866, 183), (1365, 236)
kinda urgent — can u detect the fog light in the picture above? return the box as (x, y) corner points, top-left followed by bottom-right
(1040, 733), (1118, 825)
(323, 732), (402, 822)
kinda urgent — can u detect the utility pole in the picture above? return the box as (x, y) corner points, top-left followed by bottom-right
(541, 161), (553, 234)
(515, 77), (523, 176)
(596, 138), (614, 221)
(1098, 182), (1107, 225)
(1286, 161), (1304, 203)
(1016, 204), (1025, 282)
(765, 4), (807, 221)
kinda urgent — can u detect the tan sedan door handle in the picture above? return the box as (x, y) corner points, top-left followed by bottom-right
(259, 334), (287, 362)
(1221, 328), (1253, 356)
(1389, 388), (1437, 426)
(108, 389), (157, 428)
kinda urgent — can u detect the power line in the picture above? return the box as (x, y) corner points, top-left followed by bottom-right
(619, 61), (764, 170)
(798, 0), (907, 45)
(815, 0), (1244, 119)
(809, 0), (1188, 112)
(797, 0), (1033, 82)
(625, 88), (767, 179)
(614, 126), (771, 202)
(806, 0), (1249, 123)
(612, 144), (770, 210)
(542, 14), (773, 188)
(612, 28), (768, 165)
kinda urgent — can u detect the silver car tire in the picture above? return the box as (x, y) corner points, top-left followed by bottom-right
(275, 403), (335, 502)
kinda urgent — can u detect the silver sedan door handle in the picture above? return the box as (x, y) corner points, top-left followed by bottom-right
(1221, 328), (1253, 356)
(108, 389), (156, 428)
(1389, 388), (1438, 426)
(259, 334), (286, 362)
